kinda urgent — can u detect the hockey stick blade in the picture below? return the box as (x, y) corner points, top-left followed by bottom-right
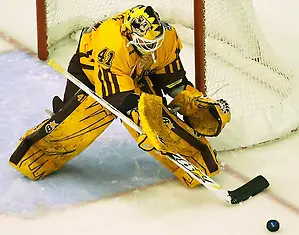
(228, 175), (270, 204)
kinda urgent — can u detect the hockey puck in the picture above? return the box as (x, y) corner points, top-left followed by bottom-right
(266, 219), (280, 232)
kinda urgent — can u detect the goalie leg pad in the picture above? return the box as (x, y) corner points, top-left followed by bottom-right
(123, 115), (199, 188)
(9, 91), (115, 180)
(123, 93), (220, 188)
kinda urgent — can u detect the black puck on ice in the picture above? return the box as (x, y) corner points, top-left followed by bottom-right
(266, 219), (280, 232)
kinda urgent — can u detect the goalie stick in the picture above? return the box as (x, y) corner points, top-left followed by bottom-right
(47, 59), (269, 204)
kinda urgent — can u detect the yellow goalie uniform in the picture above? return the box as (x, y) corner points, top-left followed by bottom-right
(9, 5), (230, 188)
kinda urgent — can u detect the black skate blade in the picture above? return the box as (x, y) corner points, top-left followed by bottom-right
(228, 175), (270, 204)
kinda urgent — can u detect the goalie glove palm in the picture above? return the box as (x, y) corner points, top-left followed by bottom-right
(169, 85), (231, 136)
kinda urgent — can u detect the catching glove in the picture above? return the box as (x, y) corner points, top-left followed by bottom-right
(169, 85), (231, 136)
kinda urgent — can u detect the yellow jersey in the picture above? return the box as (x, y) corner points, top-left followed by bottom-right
(72, 12), (186, 97)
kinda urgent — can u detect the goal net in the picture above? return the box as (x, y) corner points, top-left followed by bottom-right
(38, 0), (299, 151)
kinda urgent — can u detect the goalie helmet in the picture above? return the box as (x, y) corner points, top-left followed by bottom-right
(122, 5), (165, 55)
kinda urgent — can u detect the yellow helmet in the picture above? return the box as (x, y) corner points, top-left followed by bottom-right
(123, 5), (165, 54)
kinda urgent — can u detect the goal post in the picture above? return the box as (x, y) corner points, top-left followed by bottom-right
(36, 0), (48, 61)
(194, 0), (206, 94)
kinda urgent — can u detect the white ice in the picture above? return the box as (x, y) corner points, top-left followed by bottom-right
(1, 0), (299, 234)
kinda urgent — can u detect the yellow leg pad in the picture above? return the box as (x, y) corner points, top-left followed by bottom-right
(123, 101), (220, 188)
(9, 92), (115, 180)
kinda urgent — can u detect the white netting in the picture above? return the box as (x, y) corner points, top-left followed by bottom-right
(45, 0), (194, 48)
(44, 0), (299, 150)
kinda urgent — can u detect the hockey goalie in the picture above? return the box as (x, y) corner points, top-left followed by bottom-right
(9, 5), (231, 188)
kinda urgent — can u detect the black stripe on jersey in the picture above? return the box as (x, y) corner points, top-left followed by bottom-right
(164, 64), (171, 74)
(98, 69), (120, 96)
(171, 59), (179, 73)
(102, 69), (113, 95)
(98, 69), (107, 96)
(111, 73), (120, 93)
(175, 47), (181, 56)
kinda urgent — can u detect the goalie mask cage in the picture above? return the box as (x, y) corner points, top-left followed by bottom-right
(36, 0), (299, 151)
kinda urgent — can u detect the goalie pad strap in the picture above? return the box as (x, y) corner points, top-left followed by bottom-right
(161, 107), (219, 173)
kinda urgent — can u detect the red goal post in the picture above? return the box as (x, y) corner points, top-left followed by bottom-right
(36, 0), (48, 61)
